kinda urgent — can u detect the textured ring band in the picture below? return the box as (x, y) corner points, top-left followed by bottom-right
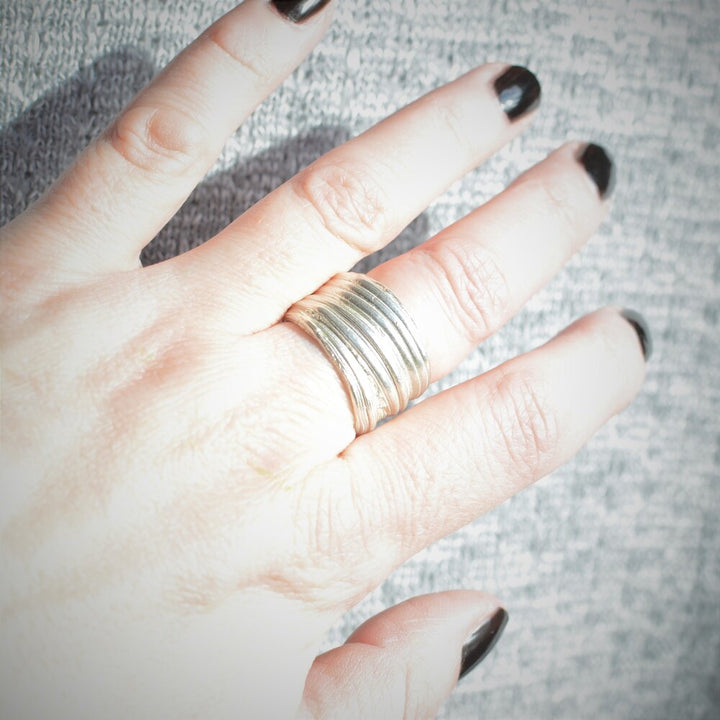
(285, 272), (431, 435)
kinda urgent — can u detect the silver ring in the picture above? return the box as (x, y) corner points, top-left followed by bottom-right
(285, 272), (430, 434)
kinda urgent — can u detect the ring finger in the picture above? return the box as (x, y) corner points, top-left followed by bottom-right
(370, 139), (615, 378)
(276, 138), (615, 452)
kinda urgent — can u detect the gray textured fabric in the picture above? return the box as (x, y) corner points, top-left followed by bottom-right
(1, 0), (718, 718)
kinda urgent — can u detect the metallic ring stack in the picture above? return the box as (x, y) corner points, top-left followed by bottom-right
(285, 272), (431, 435)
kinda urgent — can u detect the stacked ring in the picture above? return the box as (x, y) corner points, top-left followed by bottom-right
(285, 272), (431, 434)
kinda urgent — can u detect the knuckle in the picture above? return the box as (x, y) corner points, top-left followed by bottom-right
(104, 103), (205, 176)
(310, 461), (387, 559)
(289, 457), (411, 606)
(358, 435), (429, 550)
(368, 454), (418, 545)
(426, 94), (475, 156)
(294, 161), (389, 255)
(204, 22), (269, 82)
(523, 174), (578, 240)
(418, 240), (510, 343)
(485, 371), (559, 483)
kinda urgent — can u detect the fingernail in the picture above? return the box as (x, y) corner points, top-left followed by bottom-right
(493, 66), (541, 120)
(620, 308), (653, 361)
(578, 143), (615, 199)
(458, 607), (508, 680)
(270, 0), (332, 23)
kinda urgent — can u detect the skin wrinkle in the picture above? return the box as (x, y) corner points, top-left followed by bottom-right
(278, 462), (393, 611)
(423, 91), (480, 163)
(414, 239), (511, 348)
(0, 245), (72, 307)
(85, 312), (182, 398)
(9, 156), (130, 268)
(168, 349), (340, 480)
(161, 503), (277, 614)
(293, 160), (392, 257)
(487, 370), (558, 481)
(335, 369), (557, 559)
(203, 21), (272, 86)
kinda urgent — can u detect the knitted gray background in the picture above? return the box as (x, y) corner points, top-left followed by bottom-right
(1, 0), (718, 718)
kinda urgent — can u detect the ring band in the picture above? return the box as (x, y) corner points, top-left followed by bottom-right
(285, 272), (430, 434)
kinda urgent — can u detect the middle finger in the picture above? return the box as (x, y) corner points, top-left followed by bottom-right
(177, 63), (541, 331)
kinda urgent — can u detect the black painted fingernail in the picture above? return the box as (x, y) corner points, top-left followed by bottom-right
(493, 66), (541, 120)
(270, 0), (332, 23)
(578, 143), (615, 199)
(458, 607), (508, 680)
(620, 309), (653, 361)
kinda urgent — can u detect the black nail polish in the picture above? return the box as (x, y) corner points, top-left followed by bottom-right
(458, 608), (508, 680)
(270, 0), (332, 23)
(493, 66), (541, 120)
(620, 309), (653, 361)
(578, 143), (615, 199)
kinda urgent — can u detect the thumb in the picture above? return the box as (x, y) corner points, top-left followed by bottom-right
(298, 591), (508, 719)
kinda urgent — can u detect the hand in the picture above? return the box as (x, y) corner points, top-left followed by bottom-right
(0, 1), (649, 717)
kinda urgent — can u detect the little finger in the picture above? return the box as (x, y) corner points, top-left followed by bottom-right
(294, 307), (650, 603)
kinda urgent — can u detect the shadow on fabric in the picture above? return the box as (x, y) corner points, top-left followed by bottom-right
(1, 47), (429, 267)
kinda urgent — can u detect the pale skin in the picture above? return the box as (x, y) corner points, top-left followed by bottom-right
(0, 1), (647, 718)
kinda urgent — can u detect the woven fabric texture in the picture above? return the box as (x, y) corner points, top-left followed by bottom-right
(1, 1), (718, 718)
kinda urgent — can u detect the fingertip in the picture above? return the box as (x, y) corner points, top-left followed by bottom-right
(577, 142), (616, 200)
(345, 589), (502, 648)
(619, 308), (653, 361)
(303, 590), (508, 720)
(492, 64), (542, 121)
(458, 606), (509, 680)
(562, 308), (650, 426)
(269, 0), (334, 25)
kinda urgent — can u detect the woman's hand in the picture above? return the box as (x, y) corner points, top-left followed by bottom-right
(0, 1), (649, 717)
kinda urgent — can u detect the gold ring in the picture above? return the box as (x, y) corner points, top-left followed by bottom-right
(285, 272), (430, 434)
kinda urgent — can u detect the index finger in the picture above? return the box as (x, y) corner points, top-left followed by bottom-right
(12, 0), (334, 274)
